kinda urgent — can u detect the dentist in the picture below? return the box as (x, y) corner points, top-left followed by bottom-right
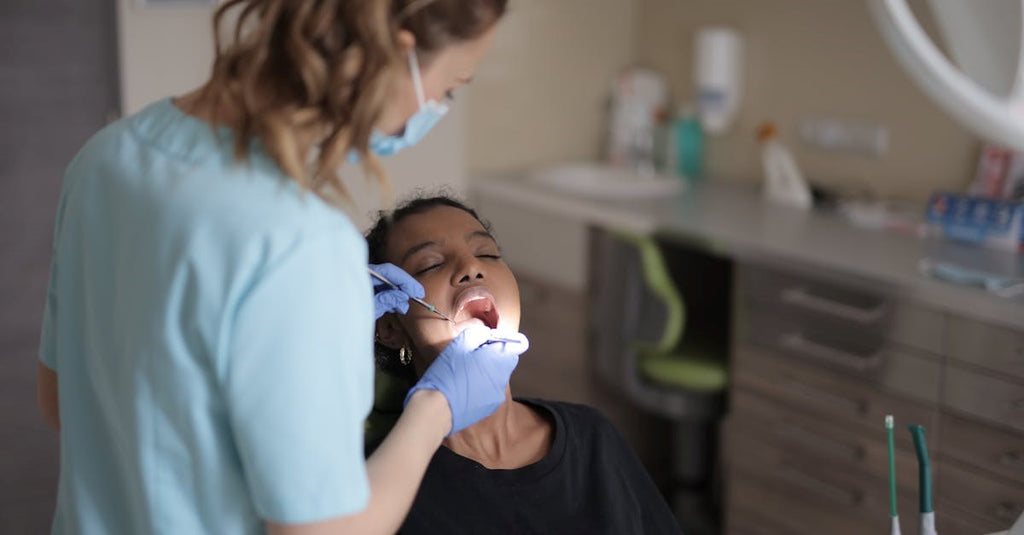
(35, 1), (525, 534)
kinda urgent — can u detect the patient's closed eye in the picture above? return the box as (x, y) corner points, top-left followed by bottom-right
(415, 262), (443, 275)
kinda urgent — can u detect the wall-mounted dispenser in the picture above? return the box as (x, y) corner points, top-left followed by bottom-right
(694, 27), (744, 135)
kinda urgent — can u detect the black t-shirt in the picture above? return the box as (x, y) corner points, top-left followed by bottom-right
(399, 398), (683, 535)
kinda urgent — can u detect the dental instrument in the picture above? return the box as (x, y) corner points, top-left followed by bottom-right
(887, 415), (902, 535)
(484, 337), (521, 344)
(368, 267), (454, 323)
(909, 425), (938, 535)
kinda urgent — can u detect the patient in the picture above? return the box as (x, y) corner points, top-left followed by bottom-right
(365, 195), (682, 535)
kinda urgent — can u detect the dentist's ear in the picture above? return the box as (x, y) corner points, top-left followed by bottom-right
(396, 29), (415, 53)
(375, 314), (409, 350)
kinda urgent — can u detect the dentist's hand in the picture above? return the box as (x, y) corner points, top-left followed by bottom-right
(370, 263), (425, 320)
(405, 326), (529, 435)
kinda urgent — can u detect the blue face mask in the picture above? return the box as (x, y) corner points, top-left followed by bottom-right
(351, 50), (450, 161)
(919, 258), (1024, 298)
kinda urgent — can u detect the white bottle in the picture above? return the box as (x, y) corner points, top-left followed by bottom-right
(758, 122), (812, 210)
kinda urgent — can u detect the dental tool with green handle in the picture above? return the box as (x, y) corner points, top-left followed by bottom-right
(909, 424), (937, 535)
(887, 415), (902, 535)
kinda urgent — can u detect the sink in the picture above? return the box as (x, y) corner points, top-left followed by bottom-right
(530, 163), (685, 200)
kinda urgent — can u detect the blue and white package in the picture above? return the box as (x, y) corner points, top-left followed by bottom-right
(925, 192), (1024, 251)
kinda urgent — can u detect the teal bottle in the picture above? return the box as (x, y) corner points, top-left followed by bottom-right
(674, 111), (704, 181)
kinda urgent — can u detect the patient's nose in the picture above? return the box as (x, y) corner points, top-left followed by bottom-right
(455, 257), (485, 285)
(458, 272), (484, 284)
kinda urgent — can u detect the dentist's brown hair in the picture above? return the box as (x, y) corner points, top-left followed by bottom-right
(196, 0), (507, 202)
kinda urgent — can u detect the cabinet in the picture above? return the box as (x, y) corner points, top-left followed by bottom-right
(725, 262), (1024, 534)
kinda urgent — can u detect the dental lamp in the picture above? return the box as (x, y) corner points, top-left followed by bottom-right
(868, 0), (1024, 151)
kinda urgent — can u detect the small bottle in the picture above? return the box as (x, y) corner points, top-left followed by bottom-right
(632, 127), (656, 177)
(674, 107), (704, 182)
(757, 122), (812, 209)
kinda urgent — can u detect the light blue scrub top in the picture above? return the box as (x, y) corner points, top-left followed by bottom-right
(39, 98), (375, 534)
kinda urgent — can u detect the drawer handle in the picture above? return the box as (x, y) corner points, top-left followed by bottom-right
(780, 333), (883, 372)
(1000, 451), (1024, 470)
(780, 287), (886, 324)
(780, 375), (869, 416)
(775, 421), (864, 461)
(994, 502), (1023, 523)
(778, 463), (863, 507)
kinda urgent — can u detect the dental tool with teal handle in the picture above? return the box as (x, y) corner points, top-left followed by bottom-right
(368, 268), (454, 323)
(909, 424), (937, 535)
(887, 415), (902, 535)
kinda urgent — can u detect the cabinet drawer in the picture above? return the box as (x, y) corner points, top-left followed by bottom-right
(941, 413), (1024, 486)
(742, 306), (942, 404)
(889, 301), (945, 355)
(726, 470), (818, 535)
(724, 429), (916, 535)
(733, 344), (940, 451)
(947, 316), (1024, 380)
(726, 468), (872, 535)
(739, 264), (944, 354)
(944, 364), (1024, 432)
(935, 511), (1004, 535)
(740, 264), (888, 324)
(724, 508), (793, 535)
(938, 460), (1024, 530)
(727, 389), (920, 489)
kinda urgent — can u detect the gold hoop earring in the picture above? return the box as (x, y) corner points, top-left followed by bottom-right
(399, 346), (412, 366)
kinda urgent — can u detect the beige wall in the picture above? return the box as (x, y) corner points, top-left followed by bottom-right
(116, 0), (215, 115)
(466, 0), (639, 175)
(635, 0), (980, 201)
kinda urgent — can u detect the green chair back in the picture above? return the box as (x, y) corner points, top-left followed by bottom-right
(610, 230), (686, 353)
(611, 230), (728, 393)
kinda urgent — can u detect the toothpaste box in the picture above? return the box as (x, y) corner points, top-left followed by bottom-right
(925, 192), (1024, 252)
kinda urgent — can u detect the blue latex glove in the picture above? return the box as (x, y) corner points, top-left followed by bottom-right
(405, 326), (529, 435)
(370, 263), (425, 320)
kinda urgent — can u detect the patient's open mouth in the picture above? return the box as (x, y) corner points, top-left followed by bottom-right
(453, 287), (500, 330)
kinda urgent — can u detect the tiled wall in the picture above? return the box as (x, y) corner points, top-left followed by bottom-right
(469, 0), (982, 202)
(465, 0), (639, 175)
(635, 0), (979, 201)
(117, 0), (981, 201)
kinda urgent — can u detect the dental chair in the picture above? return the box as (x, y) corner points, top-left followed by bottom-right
(588, 228), (729, 534)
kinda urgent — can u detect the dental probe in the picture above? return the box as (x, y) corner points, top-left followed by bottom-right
(368, 268), (454, 323)
(484, 337), (523, 344)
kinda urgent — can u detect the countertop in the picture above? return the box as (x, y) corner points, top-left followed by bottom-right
(472, 176), (1024, 330)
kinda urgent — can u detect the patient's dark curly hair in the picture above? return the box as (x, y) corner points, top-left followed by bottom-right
(365, 193), (493, 380)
